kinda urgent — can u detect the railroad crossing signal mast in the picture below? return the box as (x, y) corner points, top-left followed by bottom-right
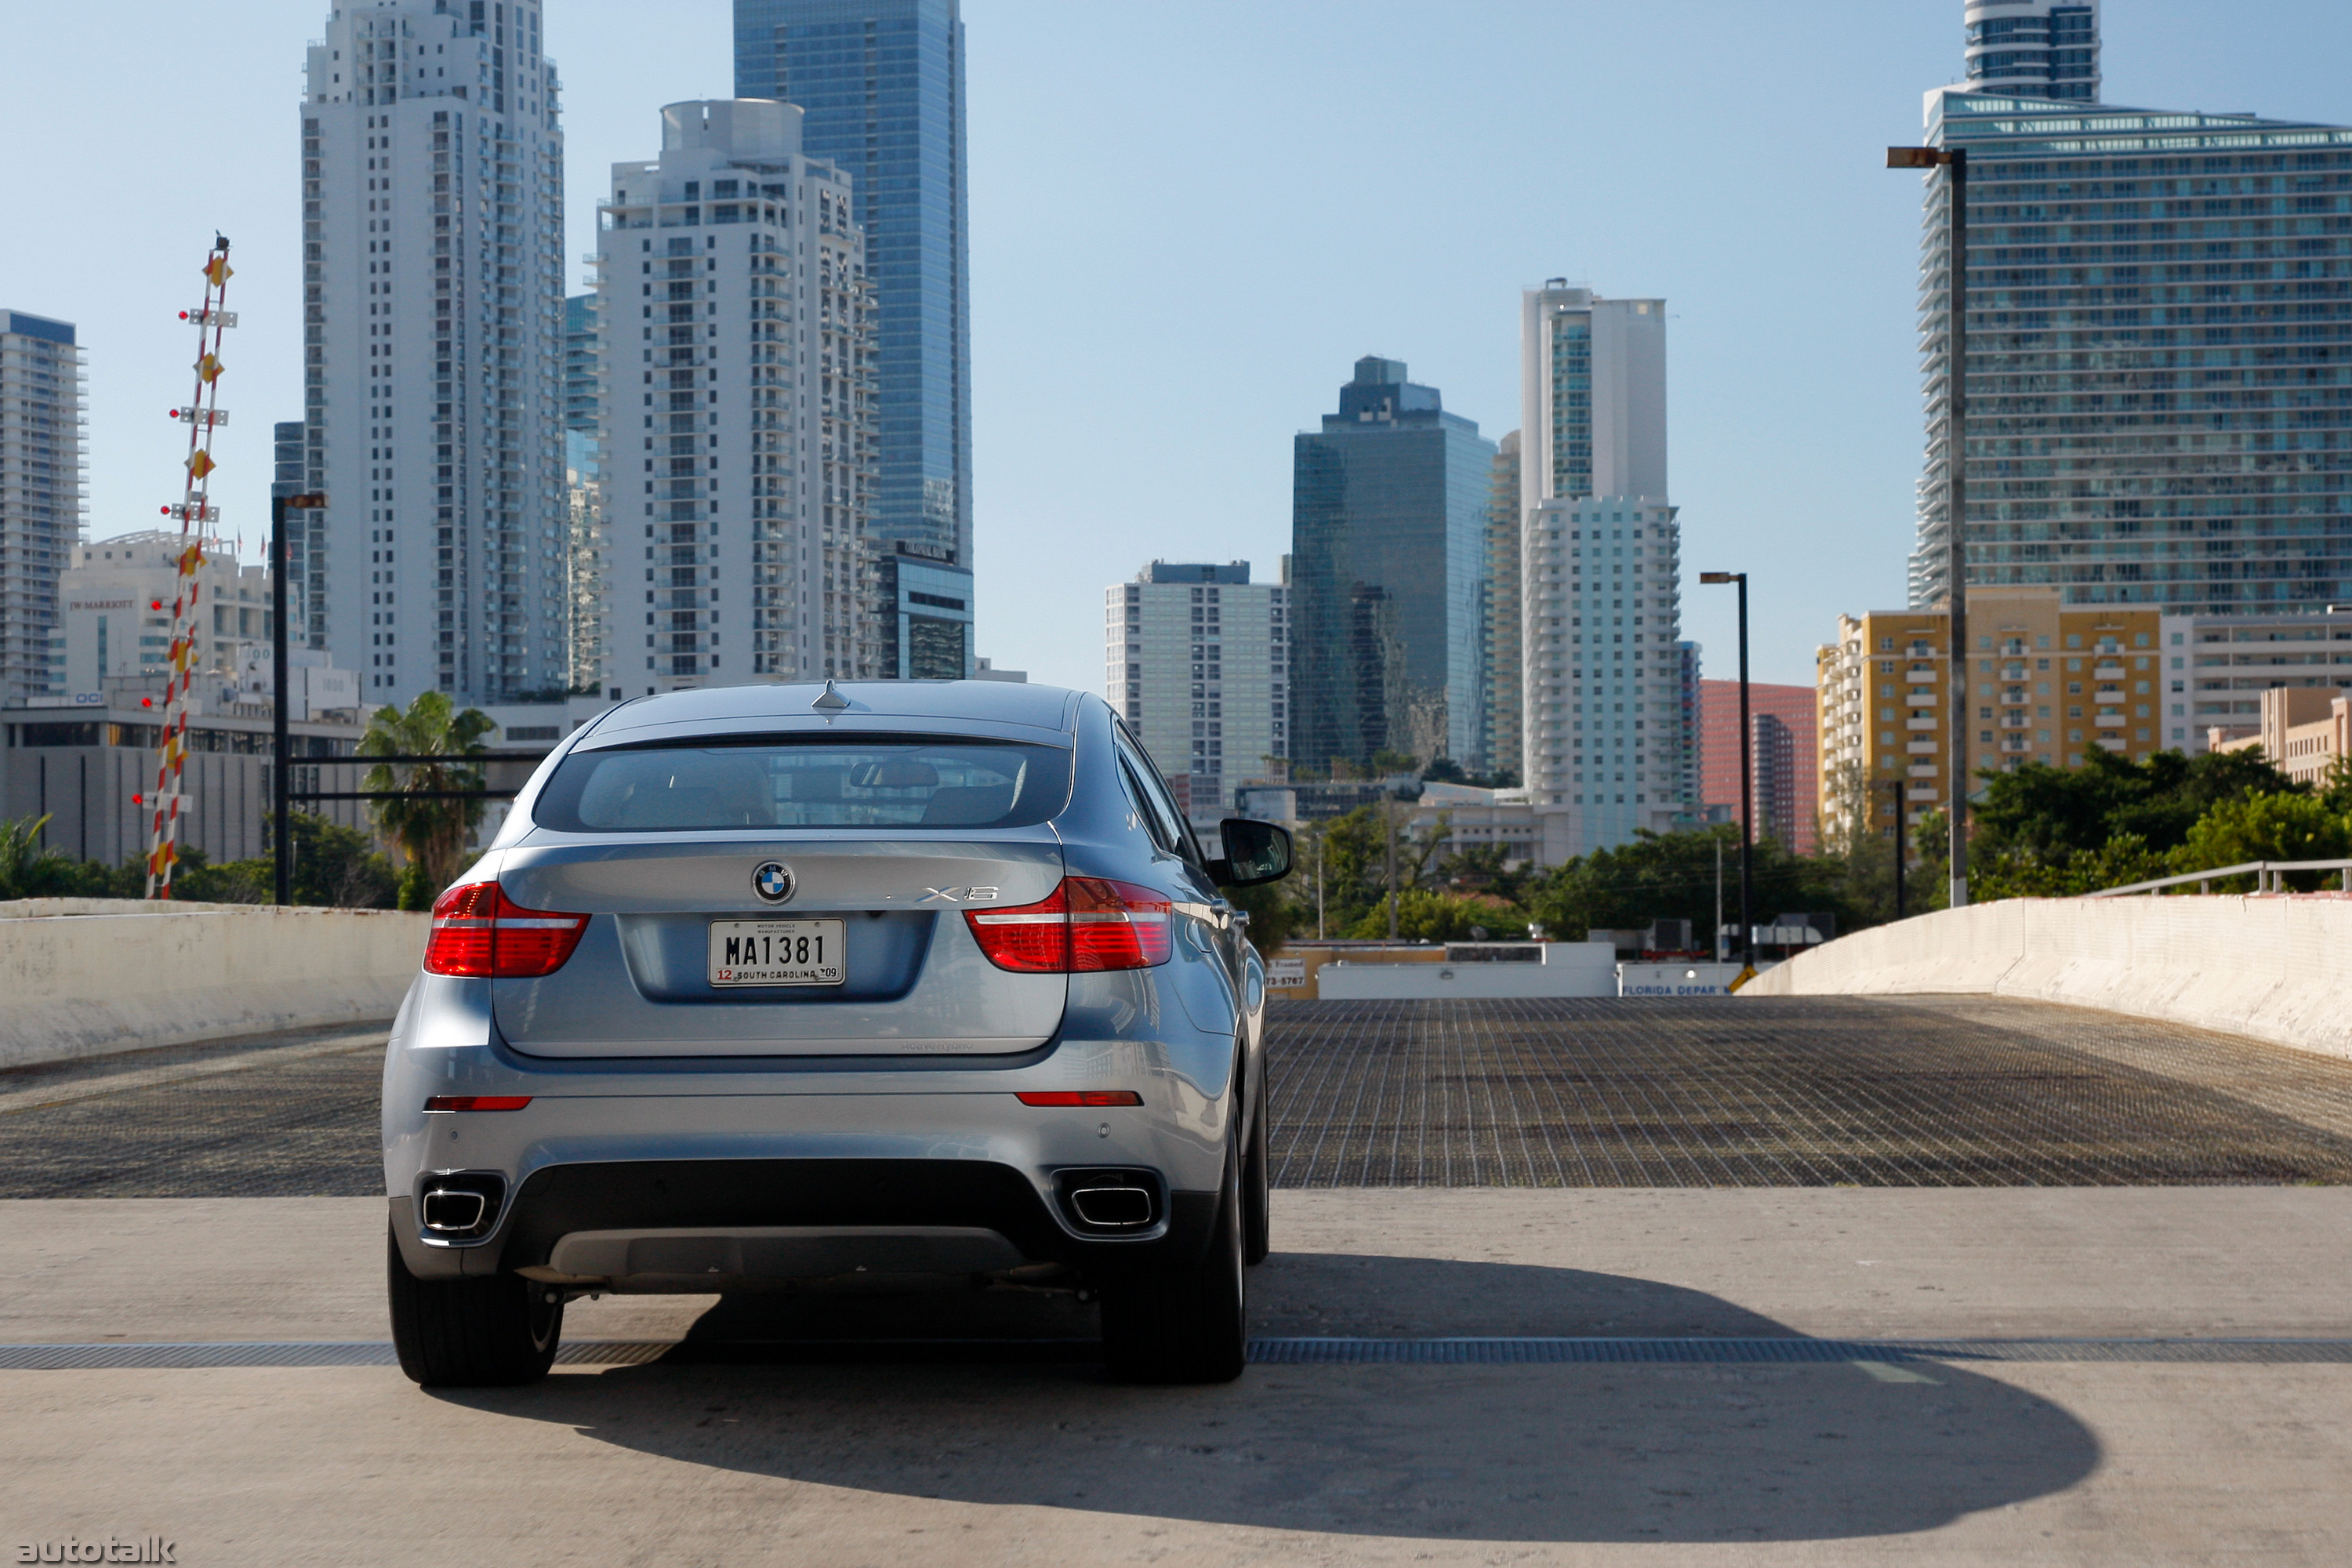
(144, 237), (236, 899)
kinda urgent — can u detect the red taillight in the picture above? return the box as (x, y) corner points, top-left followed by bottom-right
(423, 880), (590, 978)
(1014, 1091), (1145, 1107)
(423, 1095), (532, 1112)
(964, 880), (1070, 971)
(964, 877), (1174, 973)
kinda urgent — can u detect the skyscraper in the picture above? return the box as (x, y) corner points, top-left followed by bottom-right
(1698, 678), (1819, 855)
(1518, 284), (1690, 857)
(1911, 78), (2352, 619)
(562, 292), (604, 693)
(594, 99), (877, 695)
(1484, 431), (1523, 781)
(0, 310), (83, 702)
(302, 0), (568, 704)
(1962, 0), (2099, 103)
(1290, 357), (1494, 775)
(733, 0), (971, 637)
(1105, 561), (1288, 821)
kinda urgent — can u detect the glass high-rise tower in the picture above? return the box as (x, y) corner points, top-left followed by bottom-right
(1290, 357), (1494, 775)
(732, 0), (971, 605)
(1911, 89), (2352, 616)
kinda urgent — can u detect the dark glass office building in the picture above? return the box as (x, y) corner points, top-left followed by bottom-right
(1291, 358), (1495, 774)
(733, 0), (971, 590)
(1911, 91), (2352, 615)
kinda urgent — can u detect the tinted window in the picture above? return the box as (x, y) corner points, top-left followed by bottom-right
(535, 735), (1072, 833)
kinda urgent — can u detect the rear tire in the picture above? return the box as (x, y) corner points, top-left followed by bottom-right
(387, 1222), (561, 1387)
(1241, 1095), (1271, 1267)
(1101, 1136), (1248, 1385)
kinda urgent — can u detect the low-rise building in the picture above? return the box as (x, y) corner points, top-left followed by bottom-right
(1816, 587), (2162, 847)
(56, 532), (270, 699)
(2209, 686), (2350, 788)
(2159, 612), (2352, 751)
(0, 699), (366, 868)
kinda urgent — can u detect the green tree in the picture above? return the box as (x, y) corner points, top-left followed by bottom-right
(0, 815), (143, 899)
(1971, 832), (2169, 900)
(1443, 840), (1535, 906)
(360, 690), (495, 898)
(0, 814), (65, 900)
(1344, 888), (1528, 942)
(1524, 824), (1859, 946)
(1974, 746), (2301, 859)
(2169, 789), (2352, 891)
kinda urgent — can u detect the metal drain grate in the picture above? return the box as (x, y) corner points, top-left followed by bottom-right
(7, 1337), (2352, 1370)
(1247, 1336), (2352, 1366)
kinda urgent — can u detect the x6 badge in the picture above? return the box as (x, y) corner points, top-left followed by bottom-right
(919, 886), (1000, 903)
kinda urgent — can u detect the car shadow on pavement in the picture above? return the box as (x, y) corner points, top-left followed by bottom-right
(439, 1252), (2099, 1544)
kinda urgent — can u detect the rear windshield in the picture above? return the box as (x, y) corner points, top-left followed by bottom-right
(533, 735), (1073, 833)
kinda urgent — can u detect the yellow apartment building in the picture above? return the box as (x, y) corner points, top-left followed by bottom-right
(1817, 588), (2163, 844)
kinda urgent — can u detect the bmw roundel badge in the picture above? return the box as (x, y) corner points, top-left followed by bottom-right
(752, 860), (796, 904)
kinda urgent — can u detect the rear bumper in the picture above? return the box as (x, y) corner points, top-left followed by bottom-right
(382, 1004), (1242, 1285)
(388, 1156), (1219, 1283)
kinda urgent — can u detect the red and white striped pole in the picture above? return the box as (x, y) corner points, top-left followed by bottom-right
(144, 237), (236, 899)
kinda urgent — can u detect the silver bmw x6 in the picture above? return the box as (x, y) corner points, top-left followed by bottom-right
(382, 679), (1291, 1386)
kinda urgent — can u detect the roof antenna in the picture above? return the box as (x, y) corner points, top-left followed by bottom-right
(811, 679), (850, 710)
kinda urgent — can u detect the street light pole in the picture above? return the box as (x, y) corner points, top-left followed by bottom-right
(1698, 572), (1751, 967)
(271, 491), (325, 906)
(1889, 776), (1907, 920)
(1889, 141), (1971, 909)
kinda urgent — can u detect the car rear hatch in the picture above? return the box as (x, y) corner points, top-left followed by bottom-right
(488, 726), (1073, 1058)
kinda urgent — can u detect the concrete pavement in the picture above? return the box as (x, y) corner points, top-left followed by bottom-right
(6, 1188), (2351, 1564)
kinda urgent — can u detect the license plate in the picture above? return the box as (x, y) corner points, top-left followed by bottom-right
(708, 920), (847, 987)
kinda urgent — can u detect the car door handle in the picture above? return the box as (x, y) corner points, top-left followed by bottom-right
(1172, 898), (1228, 930)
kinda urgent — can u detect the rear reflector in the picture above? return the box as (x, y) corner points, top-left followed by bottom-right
(966, 877), (1174, 973)
(1014, 1091), (1145, 1108)
(422, 1095), (532, 1112)
(423, 881), (590, 978)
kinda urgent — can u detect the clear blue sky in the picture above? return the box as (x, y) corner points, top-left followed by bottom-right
(5, 2), (2350, 691)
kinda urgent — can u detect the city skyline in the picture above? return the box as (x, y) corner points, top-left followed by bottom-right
(6, 1), (2352, 698)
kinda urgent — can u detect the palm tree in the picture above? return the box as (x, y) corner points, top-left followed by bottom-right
(359, 691), (494, 898)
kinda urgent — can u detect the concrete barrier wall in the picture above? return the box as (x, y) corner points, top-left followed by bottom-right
(1744, 895), (2352, 1060)
(0, 900), (430, 1068)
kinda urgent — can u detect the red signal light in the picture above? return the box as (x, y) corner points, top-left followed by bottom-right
(423, 1095), (532, 1112)
(1014, 1091), (1145, 1108)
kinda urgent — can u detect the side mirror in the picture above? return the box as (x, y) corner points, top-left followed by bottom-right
(1210, 818), (1292, 887)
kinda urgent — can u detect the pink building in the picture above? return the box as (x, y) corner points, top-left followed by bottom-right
(1699, 679), (1819, 855)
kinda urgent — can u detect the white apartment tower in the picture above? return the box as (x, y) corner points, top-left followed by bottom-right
(303, 0), (568, 704)
(1962, 0), (2099, 103)
(595, 100), (877, 694)
(1517, 281), (1687, 859)
(1106, 561), (1288, 819)
(0, 310), (85, 702)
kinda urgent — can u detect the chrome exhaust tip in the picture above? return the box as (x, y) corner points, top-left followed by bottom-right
(1057, 1169), (1162, 1232)
(1069, 1186), (1153, 1227)
(420, 1189), (488, 1233)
